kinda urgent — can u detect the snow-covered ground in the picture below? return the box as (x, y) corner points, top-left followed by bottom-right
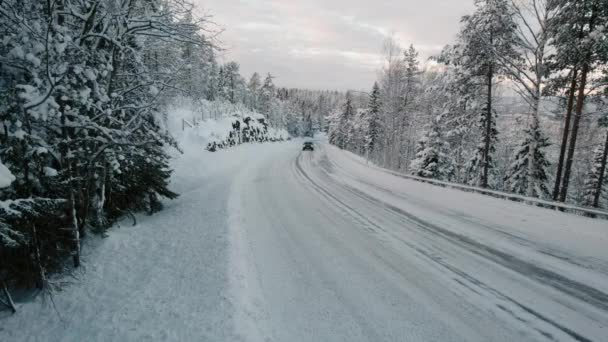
(2, 137), (608, 341)
(0, 135), (288, 341)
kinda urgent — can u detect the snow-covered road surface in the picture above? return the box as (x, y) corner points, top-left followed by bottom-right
(229, 140), (608, 342)
(2, 139), (607, 341)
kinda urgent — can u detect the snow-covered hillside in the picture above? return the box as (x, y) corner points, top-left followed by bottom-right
(167, 99), (289, 152)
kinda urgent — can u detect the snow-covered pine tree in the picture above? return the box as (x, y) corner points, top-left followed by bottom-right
(582, 108), (608, 208)
(549, 0), (608, 202)
(366, 82), (382, 159)
(258, 73), (282, 126)
(328, 93), (356, 150)
(434, 45), (481, 183)
(341, 93), (356, 151)
(410, 117), (454, 180)
(328, 108), (342, 147)
(205, 59), (220, 101)
(458, 0), (519, 188)
(492, 0), (555, 198)
(465, 104), (499, 187)
(248, 72), (262, 110)
(351, 108), (368, 155)
(505, 116), (552, 198)
(378, 36), (406, 169)
(583, 142), (608, 208)
(222, 62), (245, 104)
(399, 44), (421, 170)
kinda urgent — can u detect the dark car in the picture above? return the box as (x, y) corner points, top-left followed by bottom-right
(302, 142), (314, 151)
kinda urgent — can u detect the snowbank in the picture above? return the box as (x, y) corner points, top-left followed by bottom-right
(166, 98), (289, 153)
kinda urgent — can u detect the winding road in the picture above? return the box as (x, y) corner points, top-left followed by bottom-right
(229, 139), (608, 342)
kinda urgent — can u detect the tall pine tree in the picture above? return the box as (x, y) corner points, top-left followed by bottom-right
(366, 83), (381, 159)
(459, 0), (519, 188)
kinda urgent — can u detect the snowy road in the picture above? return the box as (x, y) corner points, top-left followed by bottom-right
(229, 140), (608, 342)
(2, 139), (608, 341)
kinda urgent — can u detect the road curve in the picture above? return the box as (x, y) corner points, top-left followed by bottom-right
(228, 140), (608, 342)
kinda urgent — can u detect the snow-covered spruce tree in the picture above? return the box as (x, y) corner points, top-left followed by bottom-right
(504, 116), (552, 198)
(259, 73), (277, 123)
(205, 59), (220, 101)
(411, 117), (454, 180)
(365, 82), (382, 160)
(247, 72), (262, 110)
(464, 104), (499, 187)
(434, 45), (482, 183)
(352, 108), (368, 155)
(399, 44), (422, 171)
(492, 0), (555, 198)
(377, 36), (406, 169)
(458, 0), (519, 188)
(328, 93), (356, 150)
(328, 104), (343, 148)
(219, 62), (246, 104)
(582, 108), (608, 208)
(583, 142), (608, 208)
(341, 93), (356, 150)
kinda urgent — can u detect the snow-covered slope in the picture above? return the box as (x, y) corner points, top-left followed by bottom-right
(167, 100), (288, 152)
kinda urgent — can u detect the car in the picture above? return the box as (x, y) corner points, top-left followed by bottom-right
(302, 141), (314, 151)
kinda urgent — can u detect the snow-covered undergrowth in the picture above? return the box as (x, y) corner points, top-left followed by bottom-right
(167, 98), (289, 152)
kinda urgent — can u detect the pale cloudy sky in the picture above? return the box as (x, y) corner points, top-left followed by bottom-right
(195, 0), (475, 90)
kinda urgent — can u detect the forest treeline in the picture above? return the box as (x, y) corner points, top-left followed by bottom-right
(328, 0), (607, 209)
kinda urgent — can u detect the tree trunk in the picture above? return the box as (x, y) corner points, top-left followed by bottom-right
(2, 281), (16, 313)
(31, 224), (47, 289)
(482, 63), (493, 189)
(559, 0), (599, 202)
(559, 62), (589, 202)
(526, 90), (541, 197)
(93, 162), (107, 229)
(69, 166), (81, 268)
(553, 69), (578, 200)
(592, 131), (608, 208)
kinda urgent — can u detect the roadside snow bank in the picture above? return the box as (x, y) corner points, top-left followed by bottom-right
(166, 98), (288, 152)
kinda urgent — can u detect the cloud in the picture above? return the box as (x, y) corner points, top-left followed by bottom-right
(195, 0), (474, 90)
(238, 22), (283, 32)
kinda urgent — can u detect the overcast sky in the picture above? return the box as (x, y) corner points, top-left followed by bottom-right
(196, 0), (475, 91)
